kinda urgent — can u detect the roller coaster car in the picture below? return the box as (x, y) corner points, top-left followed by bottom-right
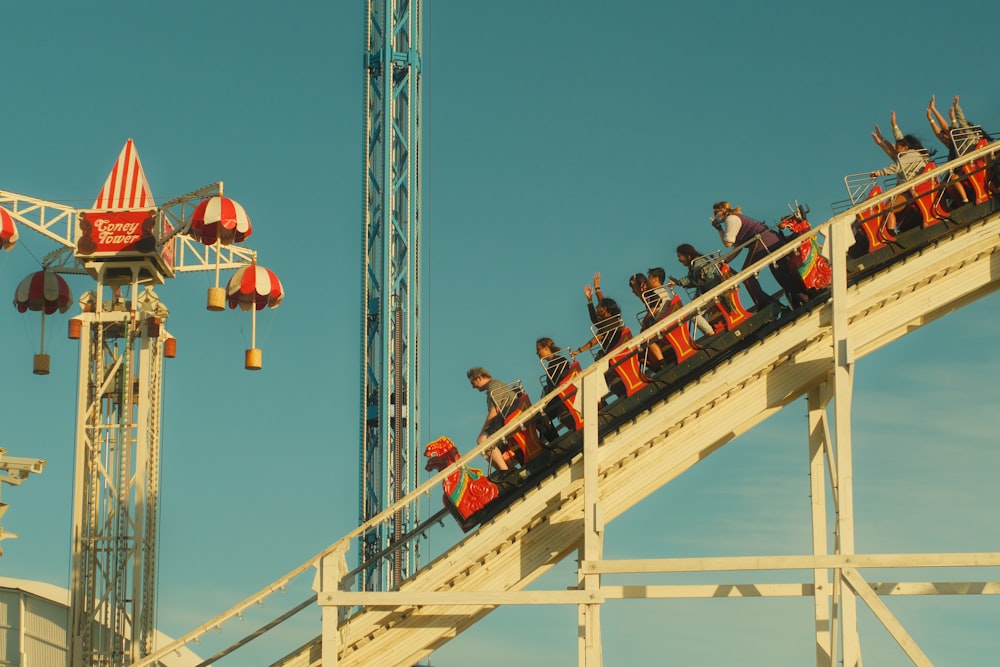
(434, 272), (788, 531)
(439, 283), (786, 532)
(425, 384), (563, 531)
(590, 315), (649, 398)
(438, 162), (1000, 532)
(848, 155), (946, 252)
(709, 260), (755, 332)
(950, 127), (993, 205)
(846, 161), (1000, 275)
(490, 381), (551, 474)
(850, 185), (893, 256)
(909, 161), (949, 229)
(777, 205), (832, 295)
(624, 296), (786, 412)
(424, 436), (499, 532)
(640, 289), (699, 365)
(600, 294), (785, 430)
(539, 354), (583, 435)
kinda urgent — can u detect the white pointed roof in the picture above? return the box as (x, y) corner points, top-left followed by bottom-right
(93, 138), (155, 209)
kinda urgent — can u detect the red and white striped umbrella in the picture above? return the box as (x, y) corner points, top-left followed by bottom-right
(0, 207), (18, 251)
(14, 270), (72, 314)
(226, 264), (283, 312)
(189, 196), (253, 245)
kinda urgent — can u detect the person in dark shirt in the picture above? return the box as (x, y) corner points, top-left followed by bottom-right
(536, 337), (572, 391)
(467, 366), (517, 471)
(571, 297), (623, 359)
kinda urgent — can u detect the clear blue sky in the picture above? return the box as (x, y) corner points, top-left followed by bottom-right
(1, 1), (998, 664)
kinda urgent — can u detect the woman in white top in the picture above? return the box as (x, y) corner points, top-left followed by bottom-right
(713, 201), (808, 308)
(869, 134), (929, 237)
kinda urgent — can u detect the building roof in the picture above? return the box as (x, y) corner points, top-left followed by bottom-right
(0, 577), (203, 666)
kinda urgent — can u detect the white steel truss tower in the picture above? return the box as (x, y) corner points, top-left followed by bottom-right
(2, 146), (266, 666)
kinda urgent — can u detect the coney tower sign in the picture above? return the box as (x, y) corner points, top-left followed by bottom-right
(0, 139), (272, 666)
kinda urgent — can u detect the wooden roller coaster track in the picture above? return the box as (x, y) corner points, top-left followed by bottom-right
(136, 146), (1000, 667)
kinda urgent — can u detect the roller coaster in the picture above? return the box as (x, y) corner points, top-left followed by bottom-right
(131, 139), (1000, 666)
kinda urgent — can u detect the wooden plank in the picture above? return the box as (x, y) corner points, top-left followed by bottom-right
(581, 552), (1000, 574)
(842, 567), (932, 666)
(601, 581), (1000, 599)
(327, 590), (599, 606)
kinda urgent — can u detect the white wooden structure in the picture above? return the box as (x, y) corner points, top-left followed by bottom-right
(134, 145), (1000, 666)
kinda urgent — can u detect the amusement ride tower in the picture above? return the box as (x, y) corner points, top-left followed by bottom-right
(1, 140), (282, 667)
(358, 0), (423, 591)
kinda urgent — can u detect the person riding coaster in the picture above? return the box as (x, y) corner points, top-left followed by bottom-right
(712, 200), (809, 308)
(536, 337), (583, 435)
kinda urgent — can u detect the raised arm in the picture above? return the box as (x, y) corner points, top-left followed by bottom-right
(927, 95), (950, 144)
(951, 95), (970, 128)
(872, 123), (896, 159)
(890, 111), (903, 141)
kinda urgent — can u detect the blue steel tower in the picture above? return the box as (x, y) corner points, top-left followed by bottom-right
(359, 0), (422, 591)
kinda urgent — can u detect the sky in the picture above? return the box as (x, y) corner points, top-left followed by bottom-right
(1, 1), (998, 665)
